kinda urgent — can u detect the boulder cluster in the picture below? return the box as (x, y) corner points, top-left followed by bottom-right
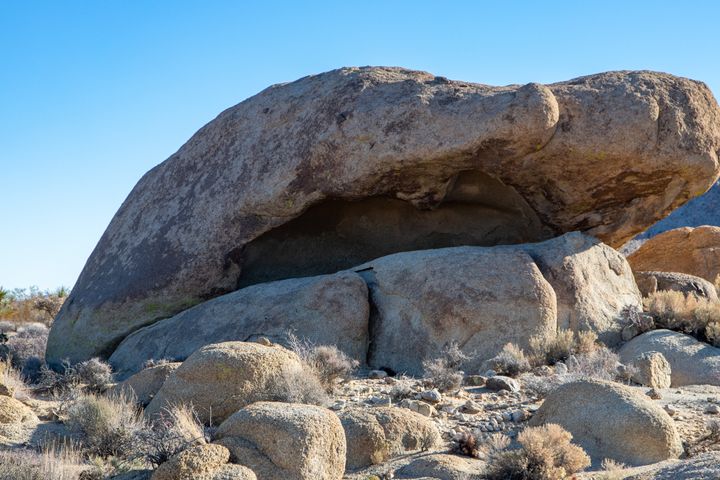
(31, 67), (720, 479)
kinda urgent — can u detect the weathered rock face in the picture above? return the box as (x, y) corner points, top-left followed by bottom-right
(628, 226), (720, 283)
(109, 271), (368, 378)
(361, 233), (640, 374)
(47, 68), (720, 365)
(110, 362), (180, 405)
(625, 451), (720, 480)
(394, 454), (486, 480)
(339, 407), (440, 470)
(630, 351), (672, 389)
(529, 379), (682, 466)
(634, 270), (719, 300)
(214, 402), (346, 480)
(145, 342), (303, 424)
(619, 329), (720, 387)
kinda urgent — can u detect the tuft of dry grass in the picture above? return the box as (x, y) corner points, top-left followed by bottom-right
(422, 342), (470, 392)
(63, 390), (145, 458)
(0, 441), (83, 480)
(287, 334), (359, 392)
(645, 290), (720, 346)
(264, 364), (330, 406)
(485, 423), (590, 480)
(486, 343), (531, 377)
(136, 403), (207, 467)
(529, 329), (576, 365)
(1, 359), (29, 400)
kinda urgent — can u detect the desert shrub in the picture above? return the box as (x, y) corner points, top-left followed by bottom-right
(136, 404), (207, 467)
(63, 391), (145, 458)
(529, 329), (575, 365)
(389, 378), (414, 402)
(0, 287), (67, 326)
(486, 423), (590, 480)
(142, 358), (174, 369)
(566, 346), (621, 382)
(645, 291), (720, 345)
(38, 358), (113, 394)
(265, 365), (329, 406)
(287, 334), (358, 392)
(575, 330), (598, 354)
(0, 322), (48, 380)
(598, 458), (627, 480)
(452, 431), (481, 457)
(1, 359), (29, 399)
(0, 442), (83, 480)
(486, 343), (531, 377)
(422, 342), (470, 392)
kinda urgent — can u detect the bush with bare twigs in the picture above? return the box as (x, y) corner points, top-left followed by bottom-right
(645, 290), (720, 346)
(485, 423), (590, 480)
(422, 342), (469, 392)
(287, 334), (358, 392)
(0, 442), (84, 480)
(264, 364), (330, 406)
(529, 329), (600, 366)
(135, 404), (208, 467)
(486, 343), (531, 377)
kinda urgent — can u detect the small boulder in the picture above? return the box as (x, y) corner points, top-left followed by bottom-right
(395, 453), (486, 479)
(0, 396), (38, 424)
(145, 342), (303, 423)
(151, 444), (235, 480)
(338, 406), (440, 470)
(110, 362), (180, 406)
(485, 376), (520, 393)
(214, 402), (346, 480)
(619, 329), (720, 386)
(630, 351), (672, 389)
(633, 271), (718, 300)
(529, 379), (682, 465)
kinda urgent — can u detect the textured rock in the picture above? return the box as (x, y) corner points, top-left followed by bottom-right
(0, 396), (38, 424)
(485, 376), (520, 392)
(214, 402), (346, 480)
(109, 271), (368, 377)
(625, 452), (720, 480)
(619, 329), (720, 386)
(529, 379), (682, 466)
(110, 362), (180, 405)
(145, 342), (303, 423)
(338, 407), (440, 469)
(48, 68), (720, 365)
(395, 454), (486, 480)
(628, 226), (720, 283)
(630, 351), (672, 389)
(151, 444), (230, 480)
(361, 232), (640, 374)
(633, 271), (718, 300)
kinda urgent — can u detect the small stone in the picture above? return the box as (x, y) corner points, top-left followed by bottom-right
(368, 370), (388, 379)
(554, 362), (568, 375)
(416, 401), (436, 417)
(369, 396), (391, 406)
(421, 389), (442, 404)
(501, 412), (513, 422)
(535, 365), (553, 376)
(647, 388), (663, 400)
(461, 400), (482, 414)
(485, 376), (520, 393)
(464, 375), (486, 387)
(511, 409), (528, 422)
(706, 404), (720, 414)
(384, 376), (397, 385)
(622, 323), (640, 342)
(664, 405), (677, 417)
(484, 369), (497, 377)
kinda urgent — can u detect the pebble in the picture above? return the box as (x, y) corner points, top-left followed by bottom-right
(706, 404), (720, 414)
(330, 400), (346, 411)
(462, 400), (482, 414)
(511, 409), (528, 422)
(369, 396), (391, 406)
(647, 388), (663, 400)
(554, 362), (568, 375)
(484, 369), (497, 377)
(485, 376), (520, 393)
(501, 411), (513, 422)
(664, 404), (677, 416)
(368, 370), (388, 379)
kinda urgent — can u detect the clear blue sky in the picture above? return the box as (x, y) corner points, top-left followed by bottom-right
(2, 1), (719, 291)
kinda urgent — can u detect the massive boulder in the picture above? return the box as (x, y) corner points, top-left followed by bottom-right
(628, 226), (720, 283)
(109, 271), (368, 378)
(529, 379), (682, 466)
(619, 329), (720, 387)
(47, 68), (720, 365)
(214, 402), (346, 480)
(144, 342), (303, 424)
(633, 270), (718, 300)
(361, 232), (640, 374)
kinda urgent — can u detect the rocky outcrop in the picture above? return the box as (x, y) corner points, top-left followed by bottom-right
(109, 272), (368, 378)
(214, 402), (346, 480)
(619, 329), (720, 386)
(110, 362), (180, 405)
(628, 226), (720, 283)
(625, 451), (720, 480)
(145, 342), (303, 424)
(339, 407), (440, 470)
(47, 68), (720, 365)
(529, 379), (682, 466)
(633, 270), (718, 300)
(361, 233), (640, 374)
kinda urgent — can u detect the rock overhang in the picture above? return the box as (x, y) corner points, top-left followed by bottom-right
(46, 67), (720, 366)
